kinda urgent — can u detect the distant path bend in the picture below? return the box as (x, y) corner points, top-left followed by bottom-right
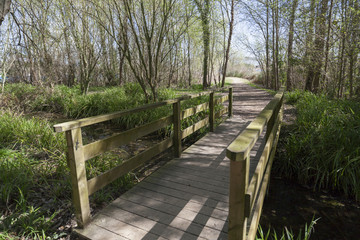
(75, 77), (274, 240)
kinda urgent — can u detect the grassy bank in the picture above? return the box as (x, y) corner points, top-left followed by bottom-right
(275, 90), (360, 200)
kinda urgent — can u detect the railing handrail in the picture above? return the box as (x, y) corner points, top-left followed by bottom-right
(226, 87), (284, 161)
(53, 88), (230, 133)
(54, 87), (233, 227)
(226, 87), (284, 240)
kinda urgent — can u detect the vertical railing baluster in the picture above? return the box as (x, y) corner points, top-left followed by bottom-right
(229, 87), (233, 117)
(209, 91), (215, 132)
(227, 152), (249, 240)
(173, 100), (182, 158)
(65, 128), (90, 227)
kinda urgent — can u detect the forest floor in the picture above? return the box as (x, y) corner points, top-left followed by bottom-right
(260, 104), (360, 239)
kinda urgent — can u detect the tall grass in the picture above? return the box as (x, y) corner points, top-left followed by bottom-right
(275, 91), (360, 200)
(257, 218), (318, 240)
(0, 111), (69, 239)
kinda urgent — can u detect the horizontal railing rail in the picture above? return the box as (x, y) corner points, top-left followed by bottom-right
(54, 88), (233, 227)
(226, 87), (284, 240)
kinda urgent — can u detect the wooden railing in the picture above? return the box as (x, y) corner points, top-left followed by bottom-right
(226, 87), (284, 240)
(53, 88), (233, 227)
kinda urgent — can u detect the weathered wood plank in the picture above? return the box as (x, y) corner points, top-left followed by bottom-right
(155, 164), (229, 184)
(66, 128), (91, 227)
(151, 165), (229, 188)
(181, 102), (209, 120)
(83, 115), (173, 161)
(144, 175), (229, 203)
(138, 181), (229, 211)
(73, 223), (127, 240)
(87, 138), (173, 195)
(245, 113), (281, 217)
(119, 192), (227, 232)
(228, 154), (249, 240)
(109, 198), (218, 238)
(173, 100), (182, 158)
(215, 108), (228, 119)
(214, 95), (229, 104)
(147, 172), (229, 196)
(209, 92), (215, 132)
(101, 205), (200, 240)
(92, 213), (159, 239)
(54, 99), (179, 133)
(126, 186), (228, 221)
(181, 117), (210, 139)
(229, 88), (233, 117)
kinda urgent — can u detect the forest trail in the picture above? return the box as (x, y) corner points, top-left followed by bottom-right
(74, 78), (273, 239)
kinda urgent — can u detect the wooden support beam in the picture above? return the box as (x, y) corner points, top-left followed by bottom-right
(228, 153), (249, 240)
(65, 128), (90, 227)
(229, 87), (233, 117)
(173, 100), (182, 158)
(209, 92), (215, 132)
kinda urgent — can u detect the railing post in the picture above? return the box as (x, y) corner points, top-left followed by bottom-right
(173, 100), (182, 158)
(209, 91), (215, 132)
(227, 152), (249, 240)
(65, 128), (90, 227)
(229, 87), (233, 117)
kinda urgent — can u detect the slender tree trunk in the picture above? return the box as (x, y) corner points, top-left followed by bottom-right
(304, 0), (316, 91)
(221, 0), (234, 87)
(322, 0), (334, 90)
(265, 0), (270, 88)
(286, 0), (299, 91)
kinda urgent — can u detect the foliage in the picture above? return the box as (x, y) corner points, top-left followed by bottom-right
(275, 92), (360, 200)
(285, 89), (304, 105)
(257, 218), (318, 240)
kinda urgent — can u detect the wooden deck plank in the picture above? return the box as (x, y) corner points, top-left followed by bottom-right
(74, 82), (274, 240)
(123, 186), (228, 221)
(147, 172), (229, 195)
(74, 224), (128, 240)
(143, 177), (229, 203)
(133, 181), (229, 211)
(119, 192), (227, 231)
(152, 166), (229, 188)
(108, 198), (224, 238)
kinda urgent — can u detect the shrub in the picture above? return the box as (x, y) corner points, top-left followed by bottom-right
(275, 92), (360, 200)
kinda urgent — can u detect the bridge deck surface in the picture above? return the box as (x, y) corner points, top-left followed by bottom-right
(74, 78), (273, 240)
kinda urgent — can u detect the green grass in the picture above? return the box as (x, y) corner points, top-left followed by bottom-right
(275, 91), (360, 200)
(257, 218), (318, 240)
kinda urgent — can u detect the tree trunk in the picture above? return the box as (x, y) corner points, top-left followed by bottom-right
(286, 0), (298, 91)
(221, 0), (234, 87)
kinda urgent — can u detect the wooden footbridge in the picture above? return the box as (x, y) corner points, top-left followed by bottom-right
(54, 80), (284, 240)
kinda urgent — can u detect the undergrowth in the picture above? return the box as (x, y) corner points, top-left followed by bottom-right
(275, 91), (360, 200)
(257, 218), (318, 240)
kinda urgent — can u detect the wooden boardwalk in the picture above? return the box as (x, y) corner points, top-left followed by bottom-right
(74, 79), (273, 240)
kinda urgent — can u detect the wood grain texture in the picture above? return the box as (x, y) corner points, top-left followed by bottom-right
(181, 117), (210, 139)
